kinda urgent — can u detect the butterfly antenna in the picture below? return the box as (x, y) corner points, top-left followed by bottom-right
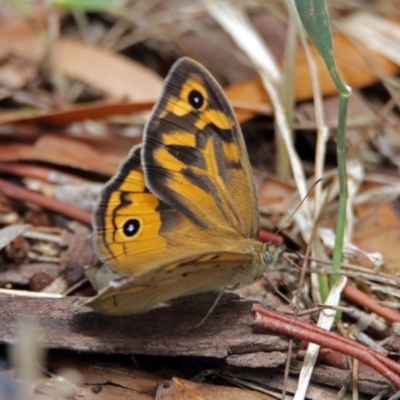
(274, 178), (323, 238)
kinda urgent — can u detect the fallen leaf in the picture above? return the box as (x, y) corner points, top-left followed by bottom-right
(0, 135), (117, 175)
(156, 377), (274, 400)
(353, 201), (400, 275)
(0, 100), (154, 124)
(256, 174), (296, 214)
(227, 32), (399, 122)
(53, 38), (163, 102)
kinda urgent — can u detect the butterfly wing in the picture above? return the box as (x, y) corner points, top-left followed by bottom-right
(91, 145), (257, 313)
(90, 58), (267, 314)
(143, 57), (259, 239)
(93, 145), (256, 277)
(87, 251), (254, 315)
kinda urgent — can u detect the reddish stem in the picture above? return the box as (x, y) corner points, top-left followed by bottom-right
(0, 162), (86, 183)
(252, 304), (400, 388)
(343, 284), (400, 324)
(259, 230), (283, 245)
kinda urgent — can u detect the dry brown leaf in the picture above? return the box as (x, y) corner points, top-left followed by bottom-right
(53, 38), (163, 102)
(227, 33), (399, 122)
(46, 353), (160, 400)
(0, 135), (117, 175)
(0, 100), (154, 124)
(256, 174), (296, 214)
(78, 134), (141, 168)
(353, 202), (400, 275)
(156, 377), (274, 400)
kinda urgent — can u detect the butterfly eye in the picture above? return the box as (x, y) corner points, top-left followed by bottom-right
(123, 219), (140, 237)
(262, 251), (275, 265)
(188, 89), (204, 109)
(262, 243), (284, 265)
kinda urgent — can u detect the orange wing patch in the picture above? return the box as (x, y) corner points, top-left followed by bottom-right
(95, 147), (166, 272)
(222, 141), (241, 164)
(195, 109), (233, 131)
(163, 131), (196, 147)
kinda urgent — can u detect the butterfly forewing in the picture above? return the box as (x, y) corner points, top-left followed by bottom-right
(142, 57), (259, 239)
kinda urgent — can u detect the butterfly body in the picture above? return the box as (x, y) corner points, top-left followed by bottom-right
(88, 57), (283, 315)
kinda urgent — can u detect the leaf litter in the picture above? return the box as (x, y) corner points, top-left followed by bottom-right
(1, 1), (400, 399)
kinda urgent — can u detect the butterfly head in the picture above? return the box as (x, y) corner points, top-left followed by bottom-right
(261, 242), (284, 265)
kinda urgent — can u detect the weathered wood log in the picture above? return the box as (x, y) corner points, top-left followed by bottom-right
(0, 292), (288, 362)
(0, 292), (391, 397)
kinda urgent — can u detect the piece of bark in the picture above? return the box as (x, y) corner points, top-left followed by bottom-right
(44, 352), (160, 400)
(227, 351), (287, 369)
(0, 293), (288, 359)
(388, 322), (400, 352)
(225, 368), (342, 400)
(0, 351), (160, 400)
(228, 360), (392, 398)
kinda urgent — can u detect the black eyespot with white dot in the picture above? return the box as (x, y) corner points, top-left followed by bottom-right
(123, 218), (140, 237)
(188, 89), (204, 109)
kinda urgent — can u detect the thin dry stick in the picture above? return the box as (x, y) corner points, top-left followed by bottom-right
(352, 358), (359, 400)
(0, 162), (87, 184)
(0, 179), (92, 225)
(343, 285), (400, 324)
(277, 178), (324, 398)
(279, 265), (400, 323)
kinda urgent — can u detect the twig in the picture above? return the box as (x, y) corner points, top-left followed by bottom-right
(252, 304), (400, 388)
(343, 285), (400, 323)
(0, 178), (92, 225)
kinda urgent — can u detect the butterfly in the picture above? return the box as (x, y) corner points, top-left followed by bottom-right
(86, 57), (284, 315)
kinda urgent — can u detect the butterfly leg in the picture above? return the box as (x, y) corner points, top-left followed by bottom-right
(193, 289), (226, 330)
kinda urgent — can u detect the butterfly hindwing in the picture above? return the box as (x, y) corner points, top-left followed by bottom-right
(89, 251), (254, 315)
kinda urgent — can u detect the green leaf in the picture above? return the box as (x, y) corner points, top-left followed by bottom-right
(52, 0), (124, 12)
(296, 0), (350, 95)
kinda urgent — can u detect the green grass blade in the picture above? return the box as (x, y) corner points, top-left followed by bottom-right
(296, 0), (352, 301)
(52, 0), (124, 12)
